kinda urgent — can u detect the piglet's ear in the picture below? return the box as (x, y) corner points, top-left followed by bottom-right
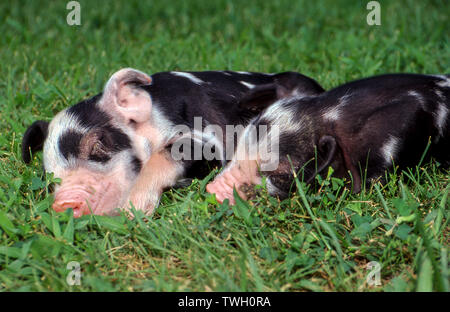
(239, 83), (290, 114)
(306, 136), (337, 184)
(22, 120), (49, 164)
(99, 68), (153, 125)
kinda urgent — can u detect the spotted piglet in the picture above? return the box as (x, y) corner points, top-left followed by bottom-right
(22, 68), (324, 216)
(206, 74), (450, 203)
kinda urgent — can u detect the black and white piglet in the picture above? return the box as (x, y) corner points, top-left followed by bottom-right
(22, 68), (324, 217)
(206, 74), (450, 203)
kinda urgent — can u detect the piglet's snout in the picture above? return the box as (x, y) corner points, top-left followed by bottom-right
(52, 186), (96, 218)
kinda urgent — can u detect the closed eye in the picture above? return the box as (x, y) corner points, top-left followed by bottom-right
(88, 133), (112, 163)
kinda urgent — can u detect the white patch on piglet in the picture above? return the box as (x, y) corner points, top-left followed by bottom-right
(43, 110), (88, 176)
(171, 71), (204, 85)
(381, 135), (400, 166)
(434, 103), (449, 138)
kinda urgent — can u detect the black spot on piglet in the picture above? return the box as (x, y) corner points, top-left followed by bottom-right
(131, 155), (142, 174)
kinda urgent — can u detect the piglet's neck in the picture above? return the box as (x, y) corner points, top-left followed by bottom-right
(137, 105), (175, 152)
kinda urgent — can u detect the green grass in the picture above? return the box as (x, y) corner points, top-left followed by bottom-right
(0, 0), (449, 291)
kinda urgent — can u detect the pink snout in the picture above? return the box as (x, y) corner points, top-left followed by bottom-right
(52, 188), (94, 218)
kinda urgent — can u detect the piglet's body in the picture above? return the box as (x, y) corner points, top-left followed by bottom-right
(22, 68), (324, 217)
(207, 74), (450, 203)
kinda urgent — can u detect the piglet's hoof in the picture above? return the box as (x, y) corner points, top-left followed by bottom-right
(206, 161), (261, 204)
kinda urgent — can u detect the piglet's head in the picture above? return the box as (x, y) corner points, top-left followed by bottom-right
(22, 68), (154, 217)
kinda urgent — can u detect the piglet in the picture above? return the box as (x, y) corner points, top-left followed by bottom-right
(22, 68), (324, 216)
(207, 74), (450, 203)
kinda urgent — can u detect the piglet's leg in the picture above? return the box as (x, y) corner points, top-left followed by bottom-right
(206, 158), (262, 204)
(125, 151), (183, 215)
(206, 121), (273, 204)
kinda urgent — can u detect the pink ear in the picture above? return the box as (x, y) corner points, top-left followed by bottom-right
(100, 68), (153, 124)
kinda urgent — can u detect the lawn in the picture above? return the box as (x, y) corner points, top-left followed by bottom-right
(0, 0), (448, 291)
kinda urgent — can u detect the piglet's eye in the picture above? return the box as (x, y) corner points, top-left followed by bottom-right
(80, 126), (132, 163)
(97, 131), (114, 147)
(82, 130), (112, 163)
(88, 140), (111, 162)
(91, 141), (106, 155)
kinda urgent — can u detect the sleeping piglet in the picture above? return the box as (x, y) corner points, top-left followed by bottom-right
(206, 73), (450, 203)
(22, 68), (324, 216)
